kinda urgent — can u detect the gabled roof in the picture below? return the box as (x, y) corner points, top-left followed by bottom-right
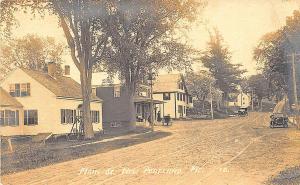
(153, 74), (185, 93)
(0, 87), (23, 108)
(21, 68), (101, 102)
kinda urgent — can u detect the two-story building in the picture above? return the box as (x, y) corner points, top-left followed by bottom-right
(0, 63), (103, 136)
(228, 92), (251, 108)
(153, 74), (193, 119)
(94, 76), (163, 130)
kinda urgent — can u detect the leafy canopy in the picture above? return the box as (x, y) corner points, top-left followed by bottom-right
(201, 29), (246, 95)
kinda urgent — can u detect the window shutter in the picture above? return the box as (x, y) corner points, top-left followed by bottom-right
(16, 110), (19, 126)
(61, 109), (65, 124)
(24, 110), (27, 125)
(27, 83), (31, 96)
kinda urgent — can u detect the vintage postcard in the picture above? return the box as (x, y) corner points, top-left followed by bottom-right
(0, 0), (300, 185)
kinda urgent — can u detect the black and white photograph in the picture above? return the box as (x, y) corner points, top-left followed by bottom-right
(0, 0), (300, 184)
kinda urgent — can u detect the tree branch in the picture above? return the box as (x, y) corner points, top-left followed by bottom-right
(59, 15), (81, 71)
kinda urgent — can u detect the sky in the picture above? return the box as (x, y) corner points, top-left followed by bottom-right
(7, 0), (300, 82)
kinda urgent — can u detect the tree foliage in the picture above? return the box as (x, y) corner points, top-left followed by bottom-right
(0, 0), (109, 139)
(253, 30), (288, 100)
(0, 34), (64, 79)
(247, 74), (269, 107)
(100, 0), (201, 90)
(185, 70), (221, 101)
(201, 29), (246, 98)
(253, 10), (300, 101)
(0, 0), (203, 135)
(185, 70), (222, 112)
(96, 0), (202, 127)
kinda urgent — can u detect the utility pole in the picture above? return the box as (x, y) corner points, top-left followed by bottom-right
(292, 53), (298, 109)
(210, 82), (214, 120)
(150, 81), (154, 131)
(240, 91), (243, 107)
(291, 52), (300, 128)
(148, 73), (155, 132)
(251, 89), (254, 111)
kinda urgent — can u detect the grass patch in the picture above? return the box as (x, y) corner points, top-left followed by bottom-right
(1, 127), (171, 175)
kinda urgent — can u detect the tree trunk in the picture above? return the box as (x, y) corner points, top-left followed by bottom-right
(201, 97), (205, 113)
(223, 92), (228, 114)
(124, 88), (136, 130)
(80, 67), (94, 139)
(217, 100), (220, 111)
(259, 99), (263, 111)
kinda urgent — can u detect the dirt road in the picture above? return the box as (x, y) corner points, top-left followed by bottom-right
(2, 112), (300, 185)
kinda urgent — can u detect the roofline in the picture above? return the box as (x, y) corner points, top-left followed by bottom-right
(0, 67), (20, 85)
(56, 96), (103, 103)
(0, 105), (23, 108)
(19, 68), (58, 97)
(153, 91), (191, 95)
(153, 91), (178, 94)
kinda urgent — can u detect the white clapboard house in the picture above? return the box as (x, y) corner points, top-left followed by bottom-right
(153, 74), (193, 119)
(0, 63), (103, 136)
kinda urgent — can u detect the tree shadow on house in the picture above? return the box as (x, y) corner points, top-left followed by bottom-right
(1, 127), (171, 175)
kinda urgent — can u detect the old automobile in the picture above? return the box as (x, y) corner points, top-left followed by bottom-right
(270, 113), (288, 128)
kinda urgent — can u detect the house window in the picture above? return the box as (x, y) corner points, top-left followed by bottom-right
(114, 86), (121, 97)
(163, 93), (171, 100)
(0, 110), (19, 126)
(15, 84), (20, 97)
(24, 110), (38, 125)
(180, 93), (183, 101)
(91, 111), (100, 123)
(177, 93), (180, 101)
(183, 94), (186, 102)
(0, 111), (3, 126)
(10, 83), (30, 97)
(61, 109), (76, 124)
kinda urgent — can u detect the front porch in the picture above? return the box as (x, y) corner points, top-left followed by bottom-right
(135, 97), (164, 123)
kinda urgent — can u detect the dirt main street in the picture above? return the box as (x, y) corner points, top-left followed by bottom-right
(2, 112), (300, 185)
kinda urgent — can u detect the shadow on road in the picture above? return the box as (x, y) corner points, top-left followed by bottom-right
(266, 166), (300, 185)
(1, 130), (172, 175)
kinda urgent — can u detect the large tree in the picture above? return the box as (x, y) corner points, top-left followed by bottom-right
(247, 74), (269, 110)
(201, 29), (246, 105)
(253, 30), (288, 101)
(1, 0), (109, 139)
(98, 0), (202, 129)
(253, 10), (300, 102)
(185, 70), (222, 112)
(0, 34), (64, 79)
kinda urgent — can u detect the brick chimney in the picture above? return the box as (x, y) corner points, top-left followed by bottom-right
(47, 62), (56, 78)
(64, 65), (70, 76)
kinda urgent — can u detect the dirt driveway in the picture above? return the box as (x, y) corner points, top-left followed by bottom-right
(2, 112), (300, 185)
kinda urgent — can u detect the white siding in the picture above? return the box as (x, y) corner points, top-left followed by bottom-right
(0, 69), (102, 136)
(0, 108), (24, 136)
(236, 93), (251, 108)
(154, 92), (190, 119)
